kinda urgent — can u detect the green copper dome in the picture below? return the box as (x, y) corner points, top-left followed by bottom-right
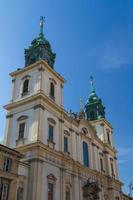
(24, 17), (56, 68)
(85, 76), (105, 121)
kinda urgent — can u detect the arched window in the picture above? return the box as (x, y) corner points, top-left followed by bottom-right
(83, 142), (89, 167)
(66, 187), (70, 200)
(50, 82), (55, 99)
(22, 79), (29, 95)
(47, 174), (56, 200)
(18, 122), (25, 140)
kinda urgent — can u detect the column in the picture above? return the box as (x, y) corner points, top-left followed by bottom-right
(27, 159), (43, 200)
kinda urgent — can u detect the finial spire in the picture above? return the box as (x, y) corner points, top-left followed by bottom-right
(90, 76), (95, 94)
(40, 16), (45, 36)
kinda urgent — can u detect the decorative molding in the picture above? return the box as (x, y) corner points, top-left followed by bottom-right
(33, 104), (45, 110)
(49, 77), (57, 85)
(69, 128), (74, 132)
(75, 132), (79, 136)
(21, 91), (29, 97)
(58, 118), (64, 123)
(28, 158), (44, 163)
(99, 152), (103, 157)
(110, 158), (113, 161)
(16, 138), (25, 146)
(106, 128), (110, 132)
(6, 114), (13, 119)
(81, 127), (88, 136)
(48, 118), (56, 125)
(17, 115), (28, 121)
(103, 151), (109, 154)
(38, 66), (45, 71)
(12, 78), (16, 83)
(47, 139), (56, 149)
(60, 84), (64, 88)
(47, 174), (56, 181)
(21, 75), (31, 80)
(64, 130), (70, 136)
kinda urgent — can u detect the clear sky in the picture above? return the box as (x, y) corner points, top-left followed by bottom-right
(0, 0), (133, 195)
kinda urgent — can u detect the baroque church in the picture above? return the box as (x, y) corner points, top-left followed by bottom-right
(0, 17), (132, 200)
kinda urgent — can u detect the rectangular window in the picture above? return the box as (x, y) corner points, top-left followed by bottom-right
(3, 158), (11, 172)
(100, 158), (104, 171)
(83, 142), (89, 167)
(18, 123), (25, 140)
(64, 137), (68, 153)
(111, 162), (114, 176)
(0, 183), (9, 200)
(48, 125), (54, 142)
(48, 183), (54, 200)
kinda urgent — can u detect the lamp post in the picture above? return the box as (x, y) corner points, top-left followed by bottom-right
(129, 181), (133, 198)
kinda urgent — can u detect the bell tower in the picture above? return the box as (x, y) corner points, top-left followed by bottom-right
(85, 77), (114, 146)
(24, 16), (56, 68)
(85, 76), (105, 121)
(4, 17), (65, 149)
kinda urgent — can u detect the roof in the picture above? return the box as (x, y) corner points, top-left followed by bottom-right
(0, 144), (23, 158)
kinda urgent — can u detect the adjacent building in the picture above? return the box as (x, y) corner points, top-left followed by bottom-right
(0, 144), (29, 200)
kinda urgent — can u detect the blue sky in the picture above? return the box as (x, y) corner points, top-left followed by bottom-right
(0, 0), (133, 194)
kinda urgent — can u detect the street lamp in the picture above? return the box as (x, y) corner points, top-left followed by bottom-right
(129, 181), (133, 197)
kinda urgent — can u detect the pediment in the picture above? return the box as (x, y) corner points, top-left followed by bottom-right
(17, 115), (28, 121)
(79, 119), (96, 138)
(47, 117), (56, 125)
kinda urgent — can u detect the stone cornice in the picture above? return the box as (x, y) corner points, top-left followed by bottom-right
(33, 104), (45, 110)
(14, 141), (122, 187)
(4, 92), (79, 127)
(4, 92), (64, 113)
(0, 144), (23, 159)
(10, 60), (65, 84)
(90, 118), (113, 129)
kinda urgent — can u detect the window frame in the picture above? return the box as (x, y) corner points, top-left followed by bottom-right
(106, 129), (111, 145)
(18, 122), (25, 140)
(17, 187), (24, 200)
(65, 186), (71, 200)
(0, 179), (10, 200)
(100, 157), (104, 172)
(22, 79), (30, 96)
(3, 158), (12, 172)
(49, 79), (56, 101)
(64, 136), (68, 153)
(47, 174), (56, 200)
(48, 124), (54, 143)
(16, 116), (28, 145)
(110, 160), (115, 177)
(83, 141), (89, 167)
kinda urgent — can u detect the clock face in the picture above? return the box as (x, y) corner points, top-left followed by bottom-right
(81, 127), (88, 135)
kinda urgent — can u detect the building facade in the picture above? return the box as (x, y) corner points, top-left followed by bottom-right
(1, 17), (132, 200)
(0, 144), (29, 200)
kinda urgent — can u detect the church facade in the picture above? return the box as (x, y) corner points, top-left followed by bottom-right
(0, 17), (132, 200)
